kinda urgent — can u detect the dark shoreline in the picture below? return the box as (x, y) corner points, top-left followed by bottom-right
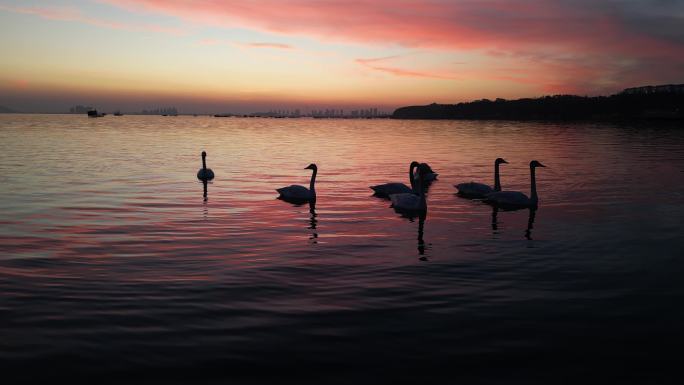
(392, 84), (684, 121)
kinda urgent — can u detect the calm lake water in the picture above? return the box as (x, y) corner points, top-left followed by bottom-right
(1, 114), (683, 384)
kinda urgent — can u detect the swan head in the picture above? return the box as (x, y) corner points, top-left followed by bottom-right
(530, 160), (546, 168)
(416, 163), (432, 178)
(495, 158), (508, 164)
(419, 162), (434, 173)
(410, 161), (420, 168)
(305, 163), (318, 171)
(202, 151), (207, 158)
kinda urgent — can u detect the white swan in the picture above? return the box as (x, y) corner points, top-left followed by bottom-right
(196, 151), (215, 181)
(486, 160), (546, 208)
(390, 164), (429, 212)
(414, 162), (438, 182)
(455, 158), (508, 198)
(370, 161), (419, 198)
(277, 163), (317, 202)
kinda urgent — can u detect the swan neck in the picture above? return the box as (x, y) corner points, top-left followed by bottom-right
(202, 156), (207, 170)
(309, 168), (317, 193)
(417, 175), (427, 208)
(530, 165), (538, 202)
(409, 163), (416, 191)
(494, 162), (501, 191)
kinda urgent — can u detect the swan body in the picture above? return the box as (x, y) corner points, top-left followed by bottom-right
(197, 168), (214, 181)
(276, 184), (312, 201)
(390, 192), (424, 211)
(277, 164), (317, 203)
(456, 158), (507, 198)
(197, 151), (215, 181)
(456, 182), (493, 197)
(486, 160), (545, 208)
(371, 182), (413, 196)
(370, 161), (419, 198)
(485, 191), (530, 206)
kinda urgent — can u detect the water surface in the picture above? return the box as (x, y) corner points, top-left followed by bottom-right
(1, 115), (683, 383)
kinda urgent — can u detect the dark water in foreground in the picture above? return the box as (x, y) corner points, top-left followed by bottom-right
(1, 115), (683, 384)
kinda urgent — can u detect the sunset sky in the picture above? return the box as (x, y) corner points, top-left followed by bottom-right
(1, 0), (682, 113)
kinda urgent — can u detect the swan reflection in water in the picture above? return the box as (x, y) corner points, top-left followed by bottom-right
(490, 205), (538, 240)
(277, 196), (319, 244)
(417, 212), (428, 261)
(525, 208), (537, 240)
(390, 208), (429, 261)
(491, 206), (499, 232)
(388, 163), (431, 261)
(202, 179), (208, 202)
(308, 202), (318, 244)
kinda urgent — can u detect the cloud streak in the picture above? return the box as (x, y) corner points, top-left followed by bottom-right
(0, 4), (185, 36)
(356, 57), (458, 80)
(195, 39), (295, 50)
(246, 42), (293, 49)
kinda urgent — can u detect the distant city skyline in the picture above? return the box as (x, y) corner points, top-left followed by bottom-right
(1, 0), (683, 113)
(57, 104), (389, 116)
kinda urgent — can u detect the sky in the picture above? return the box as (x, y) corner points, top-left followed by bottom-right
(0, 0), (683, 114)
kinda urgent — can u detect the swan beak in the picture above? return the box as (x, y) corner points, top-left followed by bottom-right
(501, 159), (509, 164)
(538, 163), (547, 168)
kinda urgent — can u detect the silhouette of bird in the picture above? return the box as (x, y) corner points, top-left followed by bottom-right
(390, 163), (430, 212)
(277, 163), (318, 203)
(196, 151), (215, 181)
(456, 158), (508, 198)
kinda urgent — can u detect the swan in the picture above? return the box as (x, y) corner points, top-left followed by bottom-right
(455, 158), (508, 198)
(486, 160), (546, 208)
(390, 163), (430, 213)
(414, 162), (438, 182)
(196, 151), (215, 181)
(370, 161), (419, 198)
(276, 163), (317, 203)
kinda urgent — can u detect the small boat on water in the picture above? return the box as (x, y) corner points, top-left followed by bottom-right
(87, 110), (105, 118)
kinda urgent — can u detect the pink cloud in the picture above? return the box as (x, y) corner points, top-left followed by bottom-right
(356, 57), (458, 80)
(5, 1), (682, 96)
(246, 42), (293, 49)
(98, 0), (684, 93)
(195, 39), (295, 50)
(0, 4), (185, 36)
(7, 79), (30, 90)
(101, 1), (683, 56)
